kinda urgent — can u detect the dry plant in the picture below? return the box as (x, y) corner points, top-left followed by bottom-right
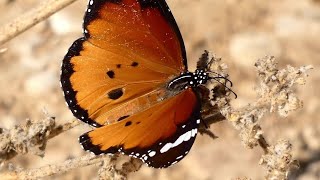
(0, 1), (314, 180)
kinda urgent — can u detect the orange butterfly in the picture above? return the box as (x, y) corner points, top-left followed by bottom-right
(61, 0), (219, 168)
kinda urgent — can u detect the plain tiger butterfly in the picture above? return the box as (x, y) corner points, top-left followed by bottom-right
(61, 0), (228, 168)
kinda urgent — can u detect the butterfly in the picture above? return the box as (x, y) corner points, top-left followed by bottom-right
(60, 0), (223, 168)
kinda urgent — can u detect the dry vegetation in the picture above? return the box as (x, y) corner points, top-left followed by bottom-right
(0, 0), (319, 179)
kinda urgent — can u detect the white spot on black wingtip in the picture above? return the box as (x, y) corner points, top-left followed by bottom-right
(80, 145), (85, 150)
(172, 161), (178, 165)
(191, 128), (198, 137)
(148, 151), (156, 157)
(176, 155), (183, 160)
(196, 119), (200, 124)
(91, 123), (99, 127)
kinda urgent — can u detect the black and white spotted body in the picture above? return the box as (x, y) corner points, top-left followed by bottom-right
(167, 69), (209, 91)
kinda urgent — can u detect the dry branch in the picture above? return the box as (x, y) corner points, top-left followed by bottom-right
(0, 0), (78, 45)
(2, 154), (105, 179)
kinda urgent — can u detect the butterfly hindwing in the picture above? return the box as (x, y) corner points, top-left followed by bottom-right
(79, 88), (201, 168)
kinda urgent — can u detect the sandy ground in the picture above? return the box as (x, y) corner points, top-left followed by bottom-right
(0, 0), (319, 179)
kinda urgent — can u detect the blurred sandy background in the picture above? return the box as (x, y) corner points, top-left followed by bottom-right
(0, 0), (319, 179)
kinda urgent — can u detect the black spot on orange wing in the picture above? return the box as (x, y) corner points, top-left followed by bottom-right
(107, 88), (123, 100)
(118, 115), (130, 121)
(125, 121), (132, 126)
(106, 70), (115, 78)
(131, 62), (139, 67)
(116, 64), (121, 68)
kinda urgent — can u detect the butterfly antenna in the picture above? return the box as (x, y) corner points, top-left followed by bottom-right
(208, 71), (233, 86)
(208, 74), (237, 98)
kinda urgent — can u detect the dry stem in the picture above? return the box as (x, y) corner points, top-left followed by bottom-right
(2, 154), (104, 180)
(0, 0), (78, 45)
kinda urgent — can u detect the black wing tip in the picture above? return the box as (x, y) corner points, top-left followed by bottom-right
(79, 133), (104, 155)
(79, 133), (121, 155)
(60, 38), (103, 128)
(60, 37), (85, 89)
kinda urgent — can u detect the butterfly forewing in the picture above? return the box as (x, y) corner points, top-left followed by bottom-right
(84, 0), (187, 71)
(80, 88), (201, 168)
(61, 0), (188, 127)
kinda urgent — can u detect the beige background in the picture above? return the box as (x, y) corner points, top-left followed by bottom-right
(0, 0), (319, 179)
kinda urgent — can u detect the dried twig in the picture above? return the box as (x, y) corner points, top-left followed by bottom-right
(0, 0), (78, 45)
(2, 154), (104, 180)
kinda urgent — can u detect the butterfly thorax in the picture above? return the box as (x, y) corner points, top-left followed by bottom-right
(167, 69), (209, 91)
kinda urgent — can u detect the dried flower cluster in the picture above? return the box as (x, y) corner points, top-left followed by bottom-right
(0, 116), (56, 164)
(216, 55), (312, 179)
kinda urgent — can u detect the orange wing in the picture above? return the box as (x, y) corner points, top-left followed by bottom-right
(60, 0), (187, 127)
(80, 88), (201, 168)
